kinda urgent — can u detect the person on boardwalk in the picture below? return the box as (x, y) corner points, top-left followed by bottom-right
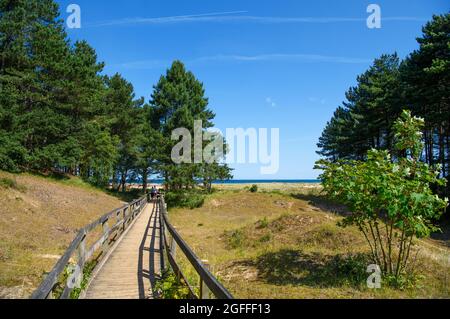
(150, 186), (157, 201)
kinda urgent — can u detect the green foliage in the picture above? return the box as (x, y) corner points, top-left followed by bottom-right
(226, 229), (245, 249)
(51, 260), (97, 299)
(0, 1), (233, 192)
(325, 254), (370, 286)
(256, 217), (269, 229)
(385, 272), (424, 290)
(255, 249), (371, 288)
(70, 261), (97, 299)
(155, 269), (191, 299)
(317, 54), (402, 161)
(200, 162), (233, 193)
(317, 14), (450, 199)
(316, 111), (448, 280)
(250, 184), (258, 193)
(150, 61), (233, 191)
(165, 191), (206, 209)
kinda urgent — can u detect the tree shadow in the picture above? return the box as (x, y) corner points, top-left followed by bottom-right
(290, 193), (351, 218)
(230, 249), (369, 288)
(430, 219), (450, 247)
(107, 189), (144, 203)
(34, 170), (71, 181)
(292, 193), (450, 248)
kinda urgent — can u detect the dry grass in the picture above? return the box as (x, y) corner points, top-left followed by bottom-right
(0, 171), (125, 299)
(169, 185), (450, 299)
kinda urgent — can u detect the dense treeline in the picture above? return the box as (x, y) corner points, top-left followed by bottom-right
(0, 0), (232, 191)
(318, 14), (450, 197)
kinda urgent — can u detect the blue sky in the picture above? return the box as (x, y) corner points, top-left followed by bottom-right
(56, 0), (449, 179)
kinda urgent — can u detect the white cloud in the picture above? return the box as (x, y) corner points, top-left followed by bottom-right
(88, 11), (248, 27)
(88, 13), (426, 27)
(196, 54), (371, 64)
(308, 97), (327, 105)
(113, 53), (372, 70)
(266, 97), (277, 107)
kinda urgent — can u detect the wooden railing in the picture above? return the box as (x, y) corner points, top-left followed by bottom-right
(159, 196), (234, 299)
(31, 195), (148, 299)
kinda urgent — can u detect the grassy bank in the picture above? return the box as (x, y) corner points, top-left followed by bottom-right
(168, 184), (450, 299)
(0, 171), (126, 299)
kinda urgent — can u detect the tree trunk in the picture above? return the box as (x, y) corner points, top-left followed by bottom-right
(112, 170), (118, 191)
(142, 168), (148, 193)
(120, 170), (127, 193)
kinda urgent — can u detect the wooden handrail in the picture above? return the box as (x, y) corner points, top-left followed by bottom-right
(31, 195), (149, 299)
(159, 196), (234, 300)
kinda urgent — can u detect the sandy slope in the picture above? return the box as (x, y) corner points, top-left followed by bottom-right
(0, 171), (124, 299)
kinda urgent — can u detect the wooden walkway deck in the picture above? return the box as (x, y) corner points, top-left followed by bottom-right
(83, 202), (163, 299)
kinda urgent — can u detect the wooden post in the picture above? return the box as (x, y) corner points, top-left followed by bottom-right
(78, 234), (86, 268)
(102, 219), (109, 255)
(122, 207), (127, 231)
(170, 228), (177, 259)
(75, 233), (86, 294)
(200, 260), (211, 299)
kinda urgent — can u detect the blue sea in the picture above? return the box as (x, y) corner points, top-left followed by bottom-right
(144, 179), (320, 185)
(213, 179), (320, 184)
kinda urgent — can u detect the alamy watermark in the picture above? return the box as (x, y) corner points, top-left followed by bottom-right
(367, 4), (382, 29)
(171, 121), (280, 175)
(66, 4), (81, 29)
(366, 264), (382, 289)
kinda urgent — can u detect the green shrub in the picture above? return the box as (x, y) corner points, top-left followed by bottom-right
(185, 194), (205, 209)
(316, 110), (448, 280)
(327, 254), (369, 286)
(226, 229), (245, 249)
(249, 184), (258, 193)
(155, 269), (191, 299)
(256, 217), (269, 229)
(165, 191), (205, 209)
(385, 273), (423, 290)
(70, 261), (97, 299)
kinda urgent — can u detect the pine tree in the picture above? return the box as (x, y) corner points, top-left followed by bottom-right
(401, 14), (449, 190)
(150, 61), (217, 190)
(317, 13), (450, 203)
(105, 73), (144, 191)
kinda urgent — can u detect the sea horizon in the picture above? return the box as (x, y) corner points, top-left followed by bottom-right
(213, 179), (321, 184)
(133, 179), (321, 185)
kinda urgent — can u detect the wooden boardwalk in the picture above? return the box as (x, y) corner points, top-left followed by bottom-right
(31, 195), (233, 300)
(83, 202), (163, 299)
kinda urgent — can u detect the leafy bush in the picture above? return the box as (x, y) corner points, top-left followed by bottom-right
(165, 191), (205, 209)
(326, 254), (370, 286)
(385, 272), (423, 290)
(250, 184), (258, 193)
(155, 269), (191, 299)
(315, 110), (449, 280)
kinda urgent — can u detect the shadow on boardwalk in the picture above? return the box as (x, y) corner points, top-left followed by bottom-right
(138, 202), (164, 299)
